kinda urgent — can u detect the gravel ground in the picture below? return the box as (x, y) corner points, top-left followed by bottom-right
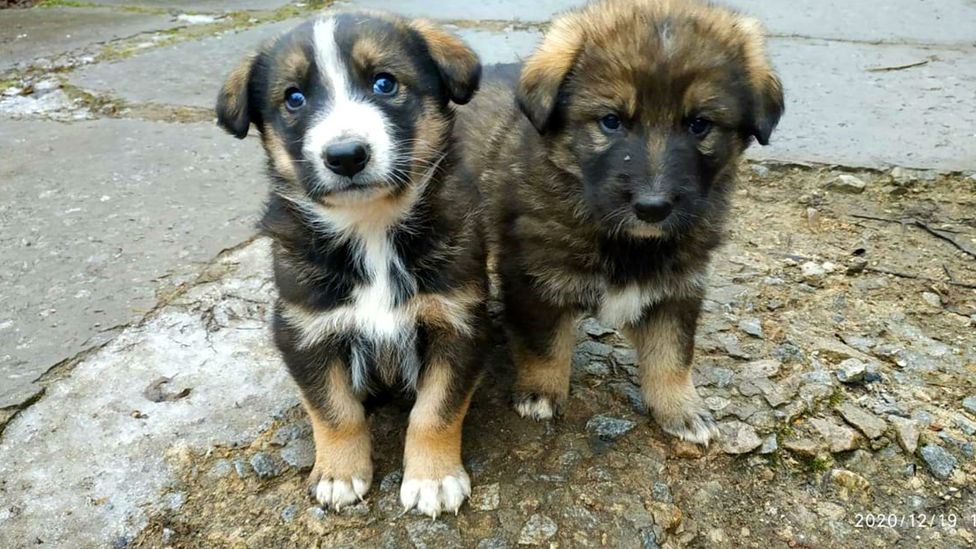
(131, 165), (976, 549)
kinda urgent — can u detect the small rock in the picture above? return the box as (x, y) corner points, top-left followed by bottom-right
(280, 438), (315, 470)
(836, 359), (867, 384)
(577, 340), (614, 359)
(471, 483), (501, 511)
(800, 261), (832, 283)
(651, 481), (673, 503)
(783, 438), (821, 458)
(921, 292), (942, 308)
(206, 459), (233, 479)
(954, 414), (976, 436)
(586, 415), (636, 442)
(919, 445), (957, 480)
(836, 403), (888, 439)
(826, 174), (866, 194)
(406, 520), (462, 549)
(477, 538), (509, 549)
(611, 382), (647, 414)
(759, 434), (779, 454)
(161, 528), (175, 544)
(719, 421), (762, 454)
(270, 421), (311, 446)
(962, 396), (976, 415)
(612, 347), (638, 366)
(518, 514), (558, 545)
(581, 317), (615, 337)
(281, 505), (298, 523)
(739, 359), (782, 378)
(672, 440), (703, 459)
(250, 452), (279, 479)
(888, 416), (919, 453)
(809, 417), (861, 453)
(751, 164), (771, 178)
(825, 468), (870, 494)
(738, 318), (764, 338)
(640, 528), (661, 549)
(306, 506), (326, 521)
(380, 470), (403, 492)
(582, 361), (610, 376)
(233, 458), (249, 478)
(705, 396), (731, 412)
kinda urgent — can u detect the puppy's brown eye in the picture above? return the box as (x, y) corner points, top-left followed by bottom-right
(688, 117), (712, 137)
(599, 114), (622, 132)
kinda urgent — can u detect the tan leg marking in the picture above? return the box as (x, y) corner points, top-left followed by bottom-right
(511, 314), (576, 420)
(624, 317), (719, 446)
(305, 365), (372, 510)
(400, 360), (473, 517)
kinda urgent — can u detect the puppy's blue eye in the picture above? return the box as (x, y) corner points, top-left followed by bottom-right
(688, 116), (712, 137)
(285, 88), (305, 111)
(599, 114), (622, 132)
(372, 73), (398, 96)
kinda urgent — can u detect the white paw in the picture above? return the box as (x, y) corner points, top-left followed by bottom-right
(399, 470), (471, 518)
(657, 407), (721, 446)
(514, 396), (554, 420)
(314, 476), (370, 510)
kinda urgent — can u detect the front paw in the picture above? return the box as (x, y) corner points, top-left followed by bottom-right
(513, 392), (562, 420)
(308, 460), (372, 511)
(399, 468), (471, 518)
(652, 401), (721, 446)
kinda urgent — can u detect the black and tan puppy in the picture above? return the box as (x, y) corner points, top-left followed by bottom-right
(459, 0), (783, 445)
(216, 12), (486, 516)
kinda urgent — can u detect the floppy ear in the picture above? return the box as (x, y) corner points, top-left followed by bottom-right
(410, 19), (481, 105)
(735, 17), (784, 146)
(516, 14), (583, 133)
(216, 53), (260, 139)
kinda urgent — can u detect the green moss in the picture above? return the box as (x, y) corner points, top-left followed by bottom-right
(38, 0), (100, 7)
(827, 386), (846, 408)
(807, 454), (833, 473)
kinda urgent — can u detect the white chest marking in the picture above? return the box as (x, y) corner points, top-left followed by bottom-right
(598, 285), (657, 327)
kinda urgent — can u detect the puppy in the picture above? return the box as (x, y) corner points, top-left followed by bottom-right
(216, 12), (487, 517)
(459, 0), (783, 445)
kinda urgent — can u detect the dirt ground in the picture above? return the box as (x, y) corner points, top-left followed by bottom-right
(128, 163), (976, 549)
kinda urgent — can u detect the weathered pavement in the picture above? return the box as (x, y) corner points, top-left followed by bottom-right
(1, 1), (975, 548)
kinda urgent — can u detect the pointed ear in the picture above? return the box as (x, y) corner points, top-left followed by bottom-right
(517, 14), (583, 133)
(735, 16), (784, 146)
(216, 52), (259, 139)
(410, 19), (481, 105)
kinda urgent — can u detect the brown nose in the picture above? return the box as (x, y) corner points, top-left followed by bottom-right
(323, 141), (370, 177)
(633, 196), (673, 223)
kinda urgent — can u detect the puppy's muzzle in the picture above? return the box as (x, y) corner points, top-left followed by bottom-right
(324, 141), (371, 177)
(633, 195), (673, 223)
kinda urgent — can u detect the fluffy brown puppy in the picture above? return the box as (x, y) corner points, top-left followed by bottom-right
(458, 0), (783, 444)
(217, 12), (487, 517)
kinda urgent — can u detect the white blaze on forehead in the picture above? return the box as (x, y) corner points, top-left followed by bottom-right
(303, 17), (393, 191)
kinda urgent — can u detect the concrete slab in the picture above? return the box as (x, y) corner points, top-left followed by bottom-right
(69, 20), (300, 109)
(0, 7), (181, 72)
(0, 119), (267, 408)
(85, 0), (294, 11)
(456, 26), (542, 65)
(750, 38), (976, 171)
(336, 0), (587, 22)
(0, 240), (296, 548)
(726, 0), (976, 45)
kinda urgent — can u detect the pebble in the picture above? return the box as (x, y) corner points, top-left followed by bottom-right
(962, 396), (976, 415)
(673, 440), (704, 459)
(611, 382), (647, 414)
(477, 538), (509, 549)
(280, 505), (298, 523)
(518, 514), (558, 545)
(306, 506), (326, 521)
(470, 482), (501, 511)
(280, 438), (315, 470)
(739, 359), (782, 378)
(651, 481), (673, 503)
(826, 174), (866, 193)
(738, 317), (764, 338)
(576, 340), (614, 359)
(206, 459), (233, 479)
(406, 520), (462, 549)
(705, 396), (731, 412)
(759, 434), (779, 454)
(586, 415), (637, 442)
(919, 445), (957, 480)
(809, 417), (861, 453)
(612, 347), (638, 366)
(920, 292), (947, 311)
(953, 414), (976, 436)
(800, 261), (834, 283)
(161, 528), (175, 544)
(270, 422), (311, 446)
(783, 438), (820, 458)
(836, 358), (867, 384)
(888, 416), (920, 454)
(836, 403), (888, 439)
(751, 164), (771, 178)
(249, 452), (279, 479)
(233, 458), (249, 478)
(719, 421), (762, 454)
(582, 361), (610, 376)
(380, 470), (403, 492)
(826, 468), (871, 495)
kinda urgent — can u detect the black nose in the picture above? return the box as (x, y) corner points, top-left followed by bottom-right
(323, 141), (370, 177)
(633, 196), (673, 223)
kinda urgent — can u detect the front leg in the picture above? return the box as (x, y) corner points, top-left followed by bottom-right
(501, 269), (577, 419)
(400, 326), (482, 517)
(300, 363), (372, 510)
(623, 297), (719, 445)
